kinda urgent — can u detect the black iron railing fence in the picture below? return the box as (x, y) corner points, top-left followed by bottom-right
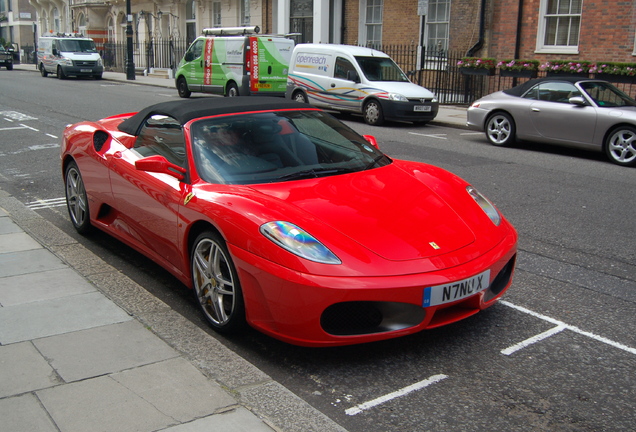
(17, 40), (636, 104)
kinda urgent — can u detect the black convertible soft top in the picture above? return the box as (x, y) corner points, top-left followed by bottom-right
(117, 97), (310, 136)
(503, 76), (600, 97)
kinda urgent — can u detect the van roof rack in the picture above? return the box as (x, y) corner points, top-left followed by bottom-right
(202, 26), (260, 36)
(45, 32), (88, 38)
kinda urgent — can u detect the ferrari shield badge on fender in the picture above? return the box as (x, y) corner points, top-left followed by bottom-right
(184, 192), (194, 206)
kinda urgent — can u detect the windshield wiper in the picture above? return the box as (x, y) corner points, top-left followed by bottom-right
(275, 167), (355, 181)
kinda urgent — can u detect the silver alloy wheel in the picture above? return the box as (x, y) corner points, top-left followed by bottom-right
(606, 127), (636, 166)
(486, 113), (515, 146)
(192, 236), (237, 328)
(65, 163), (90, 233)
(227, 83), (239, 97)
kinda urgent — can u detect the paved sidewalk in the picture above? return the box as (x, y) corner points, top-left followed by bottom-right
(12, 63), (469, 129)
(0, 191), (347, 431)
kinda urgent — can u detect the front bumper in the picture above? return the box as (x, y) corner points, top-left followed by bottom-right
(380, 100), (440, 123)
(61, 65), (104, 76)
(229, 231), (517, 347)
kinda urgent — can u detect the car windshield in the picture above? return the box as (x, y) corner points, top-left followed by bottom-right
(355, 56), (409, 82)
(580, 81), (636, 107)
(191, 110), (391, 185)
(58, 39), (97, 53)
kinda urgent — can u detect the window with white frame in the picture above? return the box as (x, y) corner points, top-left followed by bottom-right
(364, 0), (383, 47)
(212, 1), (221, 27)
(536, 0), (582, 54)
(425, 0), (450, 52)
(53, 7), (60, 33)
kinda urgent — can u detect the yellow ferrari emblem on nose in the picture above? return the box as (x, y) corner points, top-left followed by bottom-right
(429, 242), (440, 250)
(184, 192), (194, 205)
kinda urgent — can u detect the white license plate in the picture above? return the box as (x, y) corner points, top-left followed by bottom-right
(414, 105), (431, 112)
(80, 69), (92, 73)
(423, 270), (490, 307)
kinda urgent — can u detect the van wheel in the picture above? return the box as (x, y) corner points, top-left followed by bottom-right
(94, 74), (102, 80)
(363, 100), (384, 126)
(226, 83), (239, 97)
(6, 63), (12, 71)
(40, 64), (48, 77)
(293, 91), (308, 103)
(177, 77), (191, 98)
(57, 66), (66, 80)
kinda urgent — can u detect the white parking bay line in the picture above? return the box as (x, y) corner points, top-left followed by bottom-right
(500, 300), (636, 356)
(409, 132), (447, 139)
(345, 374), (448, 416)
(501, 324), (567, 356)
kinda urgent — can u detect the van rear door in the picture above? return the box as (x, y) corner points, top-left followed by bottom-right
(249, 37), (294, 95)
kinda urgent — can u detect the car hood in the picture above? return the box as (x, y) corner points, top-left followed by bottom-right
(366, 81), (436, 99)
(249, 163), (475, 261)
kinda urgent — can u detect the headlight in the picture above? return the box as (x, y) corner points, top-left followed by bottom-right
(61, 56), (73, 66)
(467, 186), (501, 226)
(97, 57), (103, 66)
(388, 93), (408, 102)
(260, 221), (341, 264)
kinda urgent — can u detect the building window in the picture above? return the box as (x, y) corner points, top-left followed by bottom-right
(53, 7), (60, 33)
(212, 1), (221, 27)
(186, 0), (197, 43)
(536, 0), (582, 54)
(364, 0), (383, 47)
(424, 0), (450, 52)
(290, 0), (313, 44)
(240, 0), (250, 26)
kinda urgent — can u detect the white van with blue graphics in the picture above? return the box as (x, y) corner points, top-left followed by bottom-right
(286, 44), (438, 125)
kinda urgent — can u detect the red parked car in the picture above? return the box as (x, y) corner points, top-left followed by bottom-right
(61, 97), (517, 347)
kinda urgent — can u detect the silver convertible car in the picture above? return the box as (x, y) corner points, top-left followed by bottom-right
(466, 77), (636, 167)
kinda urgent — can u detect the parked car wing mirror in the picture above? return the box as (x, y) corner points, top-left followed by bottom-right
(135, 155), (186, 180)
(363, 134), (379, 149)
(569, 96), (587, 106)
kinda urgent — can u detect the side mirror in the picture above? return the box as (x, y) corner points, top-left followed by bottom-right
(569, 96), (587, 106)
(184, 51), (194, 62)
(363, 134), (379, 149)
(52, 48), (58, 56)
(135, 155), (186, 180)
(347, 70), (360, 83)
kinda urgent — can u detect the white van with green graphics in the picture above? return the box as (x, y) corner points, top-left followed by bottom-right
(175, 26), (294, 98)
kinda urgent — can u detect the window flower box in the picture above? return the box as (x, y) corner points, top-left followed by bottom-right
(541, 60), (591, 78)
(457, 57), (496, 76)
(497, 59), (539, 78)
(590, 62), (636, 84)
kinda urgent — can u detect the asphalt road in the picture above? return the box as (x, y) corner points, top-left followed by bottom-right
(1, 69), (635, 432)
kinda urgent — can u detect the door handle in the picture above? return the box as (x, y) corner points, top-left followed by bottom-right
(531, 108), (540, 112)
(331, 83), (336, 88)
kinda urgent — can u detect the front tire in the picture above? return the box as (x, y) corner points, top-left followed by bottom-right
(485, 112), (516, 146)
(40, 63), (48, 77)
(5, 63), (12, 71)
(605, 126), (636, 167)
(64, 161), (92, 234)
(57, 66), (66, 80)
(191, 231), (245, 334)
(226, 82), (239, 97)
(363, 99), (384, 126)
(177, 76), (191, 98)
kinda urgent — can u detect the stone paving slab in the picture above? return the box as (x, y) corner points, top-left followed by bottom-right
(37, 375), (176, 432)
(160, 407), (276, 432)
(111, 357), (237, 422)
(0, 232), (41, 254)
(0, 341), (61, 398)
(0, 267), (96, 306)
(0, 248), (68, 278)
(0, 291), (132, 344)
(33, 320), (179, 382)
(0, 393), (59, 432)
(0, 217), (22, 235)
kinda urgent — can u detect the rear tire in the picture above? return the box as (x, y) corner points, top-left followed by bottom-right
(293, 90), (308, 103)
(605, 126), (636, 167)
(485, 112), (516, 146)
(226, 82), (239, 97)
(177, 76), (191, 98)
